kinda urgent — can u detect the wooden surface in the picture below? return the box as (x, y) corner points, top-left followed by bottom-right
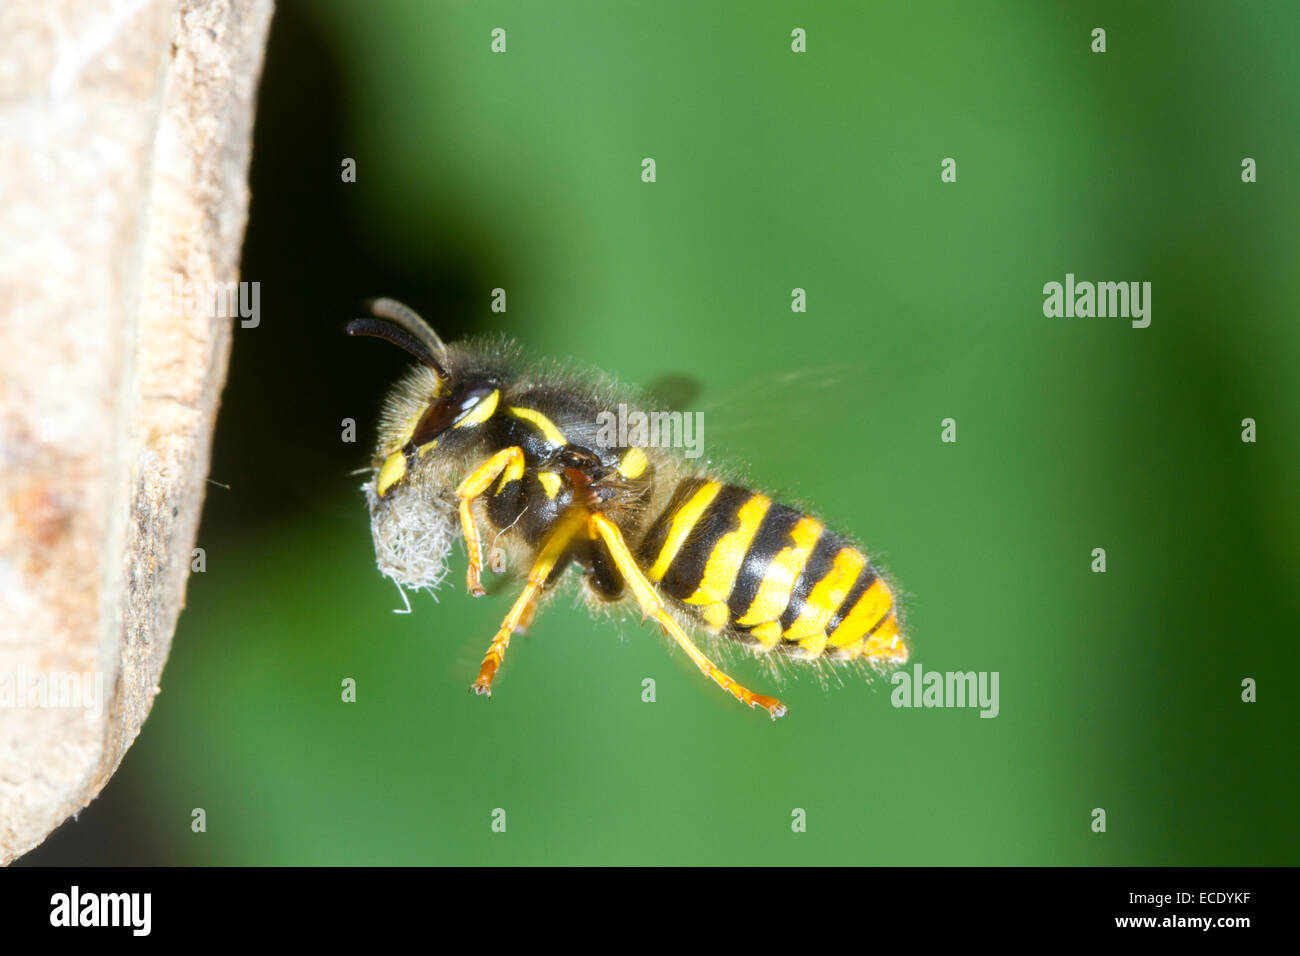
(0, 0), (274, 864)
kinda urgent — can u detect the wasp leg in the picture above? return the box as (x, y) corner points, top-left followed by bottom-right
(455, 446), (526, 597)
(512, 590), (540, 635)
(586, 512), (788, 720)
(471, 510), (584, 696)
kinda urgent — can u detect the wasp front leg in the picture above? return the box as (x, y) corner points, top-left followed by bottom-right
(471, 509), (585, 696)
(454, 446), (526, 596)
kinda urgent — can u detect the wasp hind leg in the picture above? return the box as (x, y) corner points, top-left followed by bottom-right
(455, 446), (526, 597)
(586, 512), (788, 720)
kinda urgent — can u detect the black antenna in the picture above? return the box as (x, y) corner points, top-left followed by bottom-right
(346, 299), (449, 378)
(346, 319), (449, 378)
(370, 298), (448, 359)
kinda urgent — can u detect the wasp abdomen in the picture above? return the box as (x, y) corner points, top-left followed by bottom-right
(635, 478), (906, 664)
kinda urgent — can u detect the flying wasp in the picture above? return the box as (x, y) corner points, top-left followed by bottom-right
(348, 299), (908, 719)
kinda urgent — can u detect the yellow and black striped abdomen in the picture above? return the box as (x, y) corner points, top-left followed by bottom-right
(635, 478), (907, 665)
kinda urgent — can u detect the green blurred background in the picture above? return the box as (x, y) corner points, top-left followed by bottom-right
(26, 0), (1298, 865)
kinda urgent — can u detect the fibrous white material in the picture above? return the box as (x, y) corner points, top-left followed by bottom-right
(363, 479), (458, 594)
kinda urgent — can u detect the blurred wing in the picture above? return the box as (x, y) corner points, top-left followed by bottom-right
(690, 363), (855, 446)
(643, 373), (703, 414)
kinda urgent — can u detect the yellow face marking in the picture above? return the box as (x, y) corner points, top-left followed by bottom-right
(392, 410), (421, 450)
(417, 439), (438, 457)
(735, 517), (822, 627)
(376, 450), (407, 497)
(684, 494), (771, 606)
(828, 578), (894, 648)
(618, 447), (649, 480)
(862, 614), (907, 664)
(781, 547), (867, 642)
(508, 406), (567, 446)
(750, 620), (783, 650)
(454, 388), (499, 428)
(537, 471), (562, 499)
(646, 481), (723, 582)
(494, 448), (526, 493)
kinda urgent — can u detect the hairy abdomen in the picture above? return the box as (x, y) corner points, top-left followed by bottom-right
(634, 478), (906, 664)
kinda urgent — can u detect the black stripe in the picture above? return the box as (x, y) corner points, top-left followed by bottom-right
(659, 485), (751, 601)
(726, 503), (803, 621)
(825, 565), (879, 636)
(585, 539), (625, 600)
(518, 475), (569, 546)
(866, 609), (895, 637)
(634, 477), (706, 567)
(777, 530), (846, 632)
(486, 478), (524, 531)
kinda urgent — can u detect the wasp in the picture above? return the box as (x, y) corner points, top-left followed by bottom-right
(347, 299), (908, 719)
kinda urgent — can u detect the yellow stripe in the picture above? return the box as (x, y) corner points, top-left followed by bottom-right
(838, 638), (865, 661)
(454, 388), (499, 428)
(376, 450), (407, 496)
(736, 518), (822, 627)
(828, 579), (893, 648)
(683, 494), (770, 606)
(508, 406), (567, 446)
(536, 471), (562, 498)
(862, 614), (906, 664)
(796, 632), (828, 658)
(646, 481), (722, 581)
(751, 620), (783, 650)
(781, 547), (867, 642)
(702, 602), (729, 630)
(619, 447), (648, 479)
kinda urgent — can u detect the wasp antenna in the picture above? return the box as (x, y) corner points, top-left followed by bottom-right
(367, 298), (449, 363)
(346, 317), (449, 379)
